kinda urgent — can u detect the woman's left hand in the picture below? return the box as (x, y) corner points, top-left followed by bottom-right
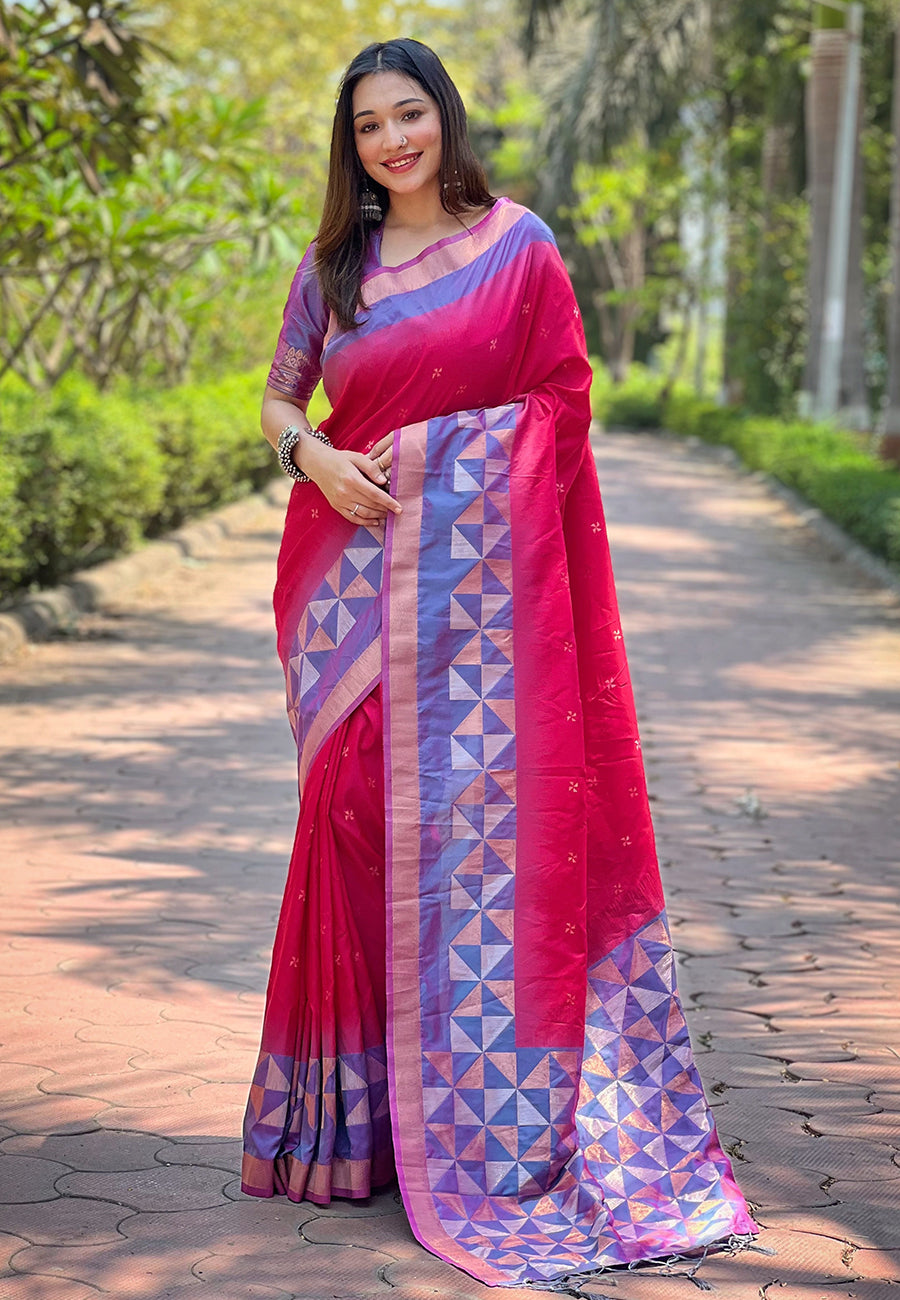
(368, 432), (394, 483)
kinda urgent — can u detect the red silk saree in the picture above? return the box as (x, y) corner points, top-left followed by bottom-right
(242, 199), (755, 1289)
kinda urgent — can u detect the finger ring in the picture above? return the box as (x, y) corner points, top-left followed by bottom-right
(377, 457), (386, 472)
(351, 503), (360, 516)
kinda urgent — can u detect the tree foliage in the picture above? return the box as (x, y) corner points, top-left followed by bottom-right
(1, 93), (305, 390)
(0, 0), (529, 395)
(0, 0), (156, 187)
(0, 1), (311, 390)
(519, 0), (900, 416)
(564, 139), (686, 379)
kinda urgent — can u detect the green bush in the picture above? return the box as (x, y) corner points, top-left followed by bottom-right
(593, 363), (667, 429)
(642, 384), (900, 573)
(148, 368), (272, 531)
(0, 456), (26, 591)
(0, 377), (167, 594)
(0, 366), (278, 601)
(662, 392), (744, 444)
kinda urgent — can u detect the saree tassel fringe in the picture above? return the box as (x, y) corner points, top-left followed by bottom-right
(518, 1231), (768, 1296)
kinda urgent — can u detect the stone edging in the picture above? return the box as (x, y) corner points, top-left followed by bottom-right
(600, 426), (900, 602)
(0, 479), (292, 663)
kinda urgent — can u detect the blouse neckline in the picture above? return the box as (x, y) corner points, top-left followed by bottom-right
(372, 197), (510, 273)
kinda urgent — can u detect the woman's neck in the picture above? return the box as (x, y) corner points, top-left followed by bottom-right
(383, 184), (449, 232)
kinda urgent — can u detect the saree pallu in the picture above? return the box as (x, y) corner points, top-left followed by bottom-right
(242, 200), (755, 1289)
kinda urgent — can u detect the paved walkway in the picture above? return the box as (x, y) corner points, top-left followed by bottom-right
(1, 432), (898, 1300)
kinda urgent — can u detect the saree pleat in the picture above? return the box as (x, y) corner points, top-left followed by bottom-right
(242, 687), (394, 1203)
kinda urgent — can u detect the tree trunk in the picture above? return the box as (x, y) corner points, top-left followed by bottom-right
(722, 200), (746, 405)
(882, 17), (900, 463)
(762, 120), (794, 205)
(720, 86), (747, 405)
(802, 23), (869, 428)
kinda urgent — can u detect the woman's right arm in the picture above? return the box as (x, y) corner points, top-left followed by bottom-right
(264, 244), (400, 524)
(262, 387), (401, 524)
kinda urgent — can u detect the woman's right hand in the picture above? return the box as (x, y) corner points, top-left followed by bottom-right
(298, 437), (402, 526)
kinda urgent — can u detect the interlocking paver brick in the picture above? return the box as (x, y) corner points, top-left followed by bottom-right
(300, 1210), (420, 1258)
(0, 1131), (167, 1172)
(39, 1067), (202, 1108)
(706, 1034), (854, 1060)
(152, 1139), (243, 1174)
(818, 1181), (900, 1209)
(581, 1279), (713, 1300)
(0, 1153), (74, 1204)
(92, 1099), (239, 1139)
(763, 1206), (900, 1250)
(156, 1289), (289, 1300)
(788, 1059), (900, 1086)
(711, 1081), (877, 1111)
(684, 1005), (776, 1036)
(20, 988), (169, 1026)
(139, 1053), (250, 1083)
(806, 1111), (900, 1139)
(868, 1092), (900, 1112)
(193, 1243), (393, 1291)
(74, 1021), (230, 1057)
(116, 1199), (318, 1250)
(0, 1230), (29, 1274)
(0, 1274), (101, 1299)
(0, 1194), (128, 1244)
(851, 1248), (900, 1282)
(9, 1238), (216, 1297)
(761, 1285), (895, 1299)
(0, 1092), (106, 1136)
(54, 1164), (232, 1212)
(734, 1164), (839, 1208)
(388, 1292), (535, 1300)
(310, 1188), (404, 1218)
(0, 1063), (54, 1097)
(764, 1140), (900, 1180)
(1, 434), (898, 1297)
(713, 1104), (812, 1145)
(382, 1256), (534, 1298)
(2, 1041), (146, 1081)
(752, 1207), (857, 1239)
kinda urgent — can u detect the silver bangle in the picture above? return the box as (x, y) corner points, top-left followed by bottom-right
(277, 423), (333, 483)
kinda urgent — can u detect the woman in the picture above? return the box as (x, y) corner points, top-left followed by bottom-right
(241, 37), (755, 1292)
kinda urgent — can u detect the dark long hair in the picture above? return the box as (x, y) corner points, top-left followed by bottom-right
(315, 39), (495, 331)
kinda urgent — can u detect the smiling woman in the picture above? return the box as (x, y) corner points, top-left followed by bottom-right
(241, 36), (756, 1295)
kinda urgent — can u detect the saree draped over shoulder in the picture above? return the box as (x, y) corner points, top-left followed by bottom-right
(242, 199), (755, 1289)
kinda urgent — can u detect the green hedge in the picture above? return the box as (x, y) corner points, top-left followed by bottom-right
(0, 366), (279, 600)
(595, 366), (900, 573)
(6, 358), (897, 599)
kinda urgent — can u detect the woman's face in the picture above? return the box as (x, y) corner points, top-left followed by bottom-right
(352, 70), (443, 201)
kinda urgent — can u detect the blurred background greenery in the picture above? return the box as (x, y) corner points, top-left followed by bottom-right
(2, 0), (900, 595)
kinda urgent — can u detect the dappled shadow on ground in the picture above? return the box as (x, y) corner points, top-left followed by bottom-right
(0, 509), (295, 1001)
(0, 439), (899, 1295)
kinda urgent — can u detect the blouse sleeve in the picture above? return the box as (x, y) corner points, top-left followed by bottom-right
(266, 242), (329, 403)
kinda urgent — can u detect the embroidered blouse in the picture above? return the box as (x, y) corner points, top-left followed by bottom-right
(266, 242), (329, 403)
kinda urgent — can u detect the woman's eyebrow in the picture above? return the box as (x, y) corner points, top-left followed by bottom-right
(353, 97), (426, 122)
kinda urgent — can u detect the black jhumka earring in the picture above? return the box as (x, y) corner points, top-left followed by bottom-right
(360, 185), (383, 222)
